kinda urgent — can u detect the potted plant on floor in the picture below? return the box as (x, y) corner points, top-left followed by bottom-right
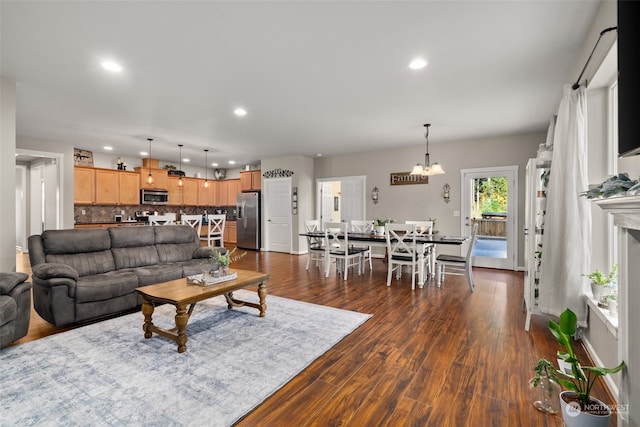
(548, 308), (625, 427)
(583, 264), (617, 306)
(529, 358), (561, 414)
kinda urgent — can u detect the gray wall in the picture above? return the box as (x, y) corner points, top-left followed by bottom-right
(314, 131), (542, 264)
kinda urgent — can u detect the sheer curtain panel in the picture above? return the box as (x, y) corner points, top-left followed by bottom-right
(539, 85), (591, 325)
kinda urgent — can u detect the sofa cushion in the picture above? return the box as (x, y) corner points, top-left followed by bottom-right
(133, 264), (183, 286)
(0, 296), (17, 326)
(154, 225), (198, 244)
(156, 243), (200, 263)
(75, 271), (139, 303)
(175, 259), (209, 277)
(109, 226), (155, 248)
(46, 251), (115, 277)
(112, 246), (160, 270)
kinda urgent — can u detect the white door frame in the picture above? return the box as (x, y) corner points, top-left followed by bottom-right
(460, 166), (518, 270)
(315, 175), (366, 224)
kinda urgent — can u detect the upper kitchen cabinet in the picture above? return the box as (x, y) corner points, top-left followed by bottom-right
(240, 170), (261, 192)
(135, 167), (168, 191)
(118, 171), (140, 205)
(227, 179), (240, 204)
(74, 167), (95, 204)
(75, 167), (140, 205)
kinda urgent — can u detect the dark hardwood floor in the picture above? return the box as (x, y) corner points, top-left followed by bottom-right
(13, 250), (615, 426)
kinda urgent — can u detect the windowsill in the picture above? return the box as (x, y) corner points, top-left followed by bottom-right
(586, 296), (618, 338)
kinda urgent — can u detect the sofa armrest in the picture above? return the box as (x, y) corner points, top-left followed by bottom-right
(0, 272), (29, 295)
(32, 263), (80, 281)
(193, 247), (221, 259)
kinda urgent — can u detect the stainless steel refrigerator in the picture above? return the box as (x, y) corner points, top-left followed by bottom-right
(237, 192), (261, 250)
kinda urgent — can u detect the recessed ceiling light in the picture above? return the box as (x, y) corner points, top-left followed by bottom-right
(409, 58), (428, 70)
(140, 151), (148, 156)
(228, 160), (236, 165)
(101, 60), (123, 73)
(183, 158), (190, 163)
(233, 107), (247, 117)
(211, 162), (218, 167)
(104, 146), (113, 151)
(316, 153), (323, 157)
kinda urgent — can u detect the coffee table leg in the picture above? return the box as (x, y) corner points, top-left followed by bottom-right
(258, 281), (267, 317)
(141, 299), (155, 338)
(175, 304), (189, 353)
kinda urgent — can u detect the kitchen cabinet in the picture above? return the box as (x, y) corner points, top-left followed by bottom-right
(225, 221), (237, 245)
(240, 170), (261, 192)
(135, 167), (168, 191)
(95, 169), (118, 204)
(183, 178), (200, 206)
(167, 176), (182, 206)
(74, 167), (95, 204)
(227, 179), (240, 205)
(216, 180), (229, 206)
(118, 171), (140, 205)
(198, 180), (215, 206)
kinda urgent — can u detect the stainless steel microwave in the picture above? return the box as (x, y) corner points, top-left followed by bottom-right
(140, 189), (169, 205)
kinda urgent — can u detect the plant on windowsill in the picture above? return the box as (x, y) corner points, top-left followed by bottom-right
(582, 264), (617, 306)
(547, 308), (625, 426)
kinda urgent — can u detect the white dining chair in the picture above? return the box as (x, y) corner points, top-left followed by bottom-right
(324, 222), (366, 280)
(350, 220), (374, 272)
(148, 214), (175, 226)
(405, 220), (435, 278)
(304, 220), (325, 271)
(436, 223), (479, 291)
(181, 214), (202, 231)
(386, 223), (422, 290)
(203, 214), (226, 247)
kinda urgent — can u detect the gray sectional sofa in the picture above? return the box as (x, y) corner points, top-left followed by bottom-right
(28, 225), (224, 326)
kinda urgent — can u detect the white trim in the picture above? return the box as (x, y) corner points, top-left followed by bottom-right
(460, 165), (519, 270)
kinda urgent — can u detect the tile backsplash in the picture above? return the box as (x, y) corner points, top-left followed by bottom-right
(74, 205), (237, 224)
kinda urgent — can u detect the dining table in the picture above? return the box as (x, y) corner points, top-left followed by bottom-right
(300, 231), (468, 288)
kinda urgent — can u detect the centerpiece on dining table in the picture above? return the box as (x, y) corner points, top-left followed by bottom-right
(373, 218), (394, 236)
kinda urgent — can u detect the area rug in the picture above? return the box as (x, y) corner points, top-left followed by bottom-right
(0, 290), (371, 426)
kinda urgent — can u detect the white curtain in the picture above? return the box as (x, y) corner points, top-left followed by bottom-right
(539, 84), (591, 325)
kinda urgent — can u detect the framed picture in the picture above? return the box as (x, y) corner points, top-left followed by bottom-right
(74, 148), (94, 166)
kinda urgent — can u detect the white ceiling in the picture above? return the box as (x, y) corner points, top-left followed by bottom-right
(1, 1), (601, 168)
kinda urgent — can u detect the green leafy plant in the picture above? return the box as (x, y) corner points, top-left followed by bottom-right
(208, 247), (246, 267)
(531, 358), (559, 388)
(548, 308), (625, 410)
(583, 264), (617, 286)
(374, 218), (394, 226)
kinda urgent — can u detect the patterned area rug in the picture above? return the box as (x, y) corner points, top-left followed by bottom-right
(1, 290), (371, 426)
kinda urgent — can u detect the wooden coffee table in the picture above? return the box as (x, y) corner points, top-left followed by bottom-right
(135, 268), (268, 353)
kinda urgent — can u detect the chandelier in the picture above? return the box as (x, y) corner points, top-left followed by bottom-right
(410, 123), (445, 176)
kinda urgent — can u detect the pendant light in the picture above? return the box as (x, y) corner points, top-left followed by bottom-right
(409, 124), (445, 176)
(146, 138), (154, 184)
(203, 149), (209, 188)
(177, 144), (184, 187)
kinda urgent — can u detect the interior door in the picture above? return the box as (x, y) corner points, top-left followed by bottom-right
(264, 178), (292, 253)
(316, 176), (366, 225)
(461, 166), (518, 270)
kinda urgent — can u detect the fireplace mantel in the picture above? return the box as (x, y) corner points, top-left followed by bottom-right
(595, 195), (640, 231)
(594, 194), (639, 426)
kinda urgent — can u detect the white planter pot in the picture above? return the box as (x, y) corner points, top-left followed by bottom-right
(375, 225), (385, 235)
(608, 299), (618, 316)
(590, 283), (611, 303)
(560, 391), (611, 427)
